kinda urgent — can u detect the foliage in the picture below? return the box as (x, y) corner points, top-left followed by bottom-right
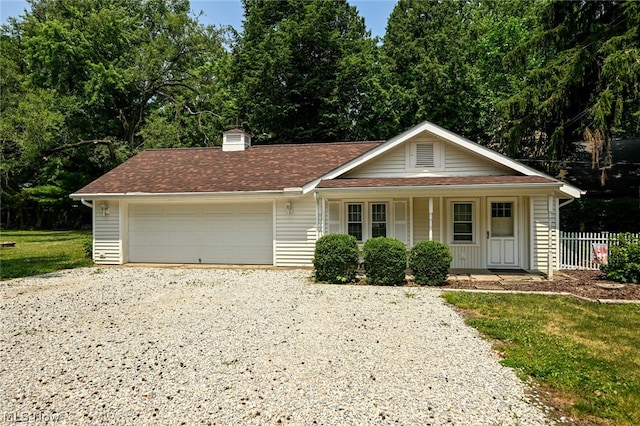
(363, 237), (407, 286)
(601, 233), (640, 283)
(0, 230), (93, 280)
(560, 198), (640, 233)
(312, 233), (359, 283)
(443, 292), (640, 425)
(409, 240), (452, 286)
(82, 237), (93, 259)
(234, 0), (377, 143)
(501, 0), (640, 175)
(1, 0), (638, 229)
(1, 0), (231, 229)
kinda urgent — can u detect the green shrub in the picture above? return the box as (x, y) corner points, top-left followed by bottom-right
(601, 233), (640, 283)
(82, 238), (93, 259)
(409, 240), (452, 286)
(313, 234), (359, 283)
(363, 237), (407, 286)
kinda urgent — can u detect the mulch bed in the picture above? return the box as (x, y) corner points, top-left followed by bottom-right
(441, 270), (640, 301)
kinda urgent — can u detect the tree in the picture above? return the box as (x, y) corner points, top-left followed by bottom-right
(234, 0), (377, 143)
(377, 0), (483, 141)
(0, 0), (231, 228)
(501, 0), (640, 175)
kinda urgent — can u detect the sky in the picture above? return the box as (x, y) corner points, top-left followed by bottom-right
(0, 0), (396, 38)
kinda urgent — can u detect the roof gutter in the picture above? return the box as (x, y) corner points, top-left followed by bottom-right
(314, 182), (563, 193)
(69, 189), (303, 201)
(80, 198), (93, 208)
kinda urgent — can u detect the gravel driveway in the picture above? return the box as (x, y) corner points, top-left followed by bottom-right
(1, 267), (551, 425)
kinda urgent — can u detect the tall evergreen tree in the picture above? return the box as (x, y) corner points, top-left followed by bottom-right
(234, 0), (377, 143)
(501, 0), (640, 174)
(377, 0), (482, 141)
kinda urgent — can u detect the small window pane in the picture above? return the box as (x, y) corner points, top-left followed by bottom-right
(454, 223), (473, 234)
(371, 223), (386, 238)
(348, 223), (363, 241)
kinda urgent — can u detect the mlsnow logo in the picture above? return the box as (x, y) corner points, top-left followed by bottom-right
(4, 411), (66, 423)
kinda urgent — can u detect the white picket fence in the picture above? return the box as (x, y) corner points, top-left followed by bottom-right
(559, 231), (640, 270)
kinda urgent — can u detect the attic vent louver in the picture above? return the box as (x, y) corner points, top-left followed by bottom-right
(415, 143), (435, 168)
(222, 129), (251, 151)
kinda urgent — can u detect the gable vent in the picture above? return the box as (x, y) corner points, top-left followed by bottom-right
(415, 143), (435, 168)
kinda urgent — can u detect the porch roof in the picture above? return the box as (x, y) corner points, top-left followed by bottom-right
(316, 175), (558, 189)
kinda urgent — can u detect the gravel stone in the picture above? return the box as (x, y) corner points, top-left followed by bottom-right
(1, 267), (553, 425)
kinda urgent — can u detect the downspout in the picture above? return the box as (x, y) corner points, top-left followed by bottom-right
(559, 198), (575, 208)
(314, 191), (321, 239)
(80, 198), (93, 208)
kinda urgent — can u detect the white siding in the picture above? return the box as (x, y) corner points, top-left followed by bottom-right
(344, 131), (509, 178)
(444, 145), (509, 175)
(93, 199), (121, 264)
(531, 196), (557, 274)
(345, 144), (405, 177)
(275, 195), (318, 267)
(412, 197), (441, 243)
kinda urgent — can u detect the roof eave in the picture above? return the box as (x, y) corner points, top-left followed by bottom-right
(69, 189), (295, 200)
(315, 182), (564, 192)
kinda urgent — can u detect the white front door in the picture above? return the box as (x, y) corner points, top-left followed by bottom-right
(487, 198), (519, 268)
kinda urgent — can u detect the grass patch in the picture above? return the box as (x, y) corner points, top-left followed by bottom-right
(0, 230), (93, 280)
(443, 291), (640, 425)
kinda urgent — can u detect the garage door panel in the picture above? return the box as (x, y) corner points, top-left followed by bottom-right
(129, 203), (272, 264)
(130, 217), (165, 232)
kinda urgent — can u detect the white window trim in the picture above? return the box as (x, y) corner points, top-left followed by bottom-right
(449, 199), (478, 246)
(370, 202), (388, 239)
(346, 202), (364, 242)
(405, 140), (445, 172)
(341, 200), (401, 243)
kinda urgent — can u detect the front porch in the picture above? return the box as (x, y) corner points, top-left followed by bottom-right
(317, 191), (560, 276)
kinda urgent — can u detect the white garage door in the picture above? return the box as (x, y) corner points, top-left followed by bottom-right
(128, 203), (273, 264)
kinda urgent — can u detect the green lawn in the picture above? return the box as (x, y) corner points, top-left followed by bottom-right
(443, 292), (640, 425)
(0, 230), (93, 280)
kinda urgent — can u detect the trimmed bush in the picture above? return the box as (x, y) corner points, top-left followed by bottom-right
(363, 237), (407, 286)
(313, 234), (359, 283)
(601, 233), (640, 283)
(409, 240), (452, 286)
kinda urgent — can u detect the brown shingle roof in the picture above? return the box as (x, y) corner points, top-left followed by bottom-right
(316, 176), (557, 189)
(73, 142), (383, 195)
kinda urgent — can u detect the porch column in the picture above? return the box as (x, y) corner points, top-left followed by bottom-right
(409, 197), (414, 246)
(428, 197), (434, 241)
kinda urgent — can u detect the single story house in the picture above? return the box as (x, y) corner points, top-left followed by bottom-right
(71, 121), (583, 277)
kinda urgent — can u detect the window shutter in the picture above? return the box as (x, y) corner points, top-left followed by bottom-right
(415, 143), (435, 168)
(393, 201), (408, 244)
(328, 201), (341, 234)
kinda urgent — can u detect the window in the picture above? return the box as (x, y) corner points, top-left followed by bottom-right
(347, 203), (363, 241)
(453, 202), (473, 242)
(491, 202), (514, 237)
(370, 203), (387, 238)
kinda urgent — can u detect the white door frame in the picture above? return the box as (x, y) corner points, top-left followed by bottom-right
(486, 197), (520, 268)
